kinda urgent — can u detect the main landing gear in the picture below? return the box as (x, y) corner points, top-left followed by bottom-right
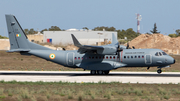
(90, 70), (110, 75)
(157, 69), (162, 74)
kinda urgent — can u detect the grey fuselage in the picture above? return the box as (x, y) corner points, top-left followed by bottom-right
(27, 48), (175, 71)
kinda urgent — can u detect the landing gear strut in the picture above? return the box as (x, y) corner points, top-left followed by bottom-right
(157, 69), (162, 74)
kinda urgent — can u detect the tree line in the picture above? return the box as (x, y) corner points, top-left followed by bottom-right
(168, 29), (180, 38)
(24, 26), (62, 35)
(23, 24), (180, 40)
(24, 26), (140, 40)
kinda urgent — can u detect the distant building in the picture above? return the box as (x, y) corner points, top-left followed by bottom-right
(27, 32), (43, 43)
(44, 29), (117, 45)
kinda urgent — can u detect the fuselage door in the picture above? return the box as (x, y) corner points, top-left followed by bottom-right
(145, 54), (152, 64)
(66, 52), (74, 66)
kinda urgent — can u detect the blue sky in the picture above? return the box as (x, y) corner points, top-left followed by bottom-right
(0, 0), (179, 37)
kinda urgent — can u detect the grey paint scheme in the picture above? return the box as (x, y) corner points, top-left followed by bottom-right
(5, 15), (175, 72)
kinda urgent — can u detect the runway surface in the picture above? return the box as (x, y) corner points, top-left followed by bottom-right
(0, 71), (180, 84)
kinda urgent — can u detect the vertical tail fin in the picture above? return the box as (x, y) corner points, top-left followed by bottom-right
(5, 14), (51, 52)
(6, 15), (29, 50)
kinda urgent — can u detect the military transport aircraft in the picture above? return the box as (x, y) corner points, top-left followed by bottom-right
(5, 14), (175, 75)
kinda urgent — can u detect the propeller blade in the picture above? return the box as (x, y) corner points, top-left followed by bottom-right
(63, 48), (66, 51)
(118, 51), (120, 62)
(126, 42), (129, 49)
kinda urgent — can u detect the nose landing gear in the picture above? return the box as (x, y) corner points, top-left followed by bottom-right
(157, 69), (162, 74)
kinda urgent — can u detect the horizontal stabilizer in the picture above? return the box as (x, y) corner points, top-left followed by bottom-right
(7, 49), (30, 52)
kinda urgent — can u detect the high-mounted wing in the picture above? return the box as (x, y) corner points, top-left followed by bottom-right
(71, 34), (104, 54)
(71, 34), (117, 55)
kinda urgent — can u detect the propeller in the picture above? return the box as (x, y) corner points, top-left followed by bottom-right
(116, 42), (135, 61)
(126, 42), (133, 49)
(116, 44), (122, 62)
(126, 42), (129, 49)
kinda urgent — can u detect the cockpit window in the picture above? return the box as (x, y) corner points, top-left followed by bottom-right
(155, 52), (159, 56)
(155, 52), (167, 56)
(159, 52), (162, 56)
(162, 52), (167, 55)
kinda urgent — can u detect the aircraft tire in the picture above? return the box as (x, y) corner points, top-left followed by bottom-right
(104, 71), (109, 75)
(157, 69), (162, 74)
(91, 70), (96, 75)
(97, 70), (103, 75)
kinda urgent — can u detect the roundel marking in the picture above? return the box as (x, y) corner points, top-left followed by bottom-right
(49, 53), (56, 59)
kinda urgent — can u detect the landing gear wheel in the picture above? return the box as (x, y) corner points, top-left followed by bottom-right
(91, 70), (96, 75)
(157, 69), (162, 74)
(97, 70), (103, 75)
(104, 71), (109, 75)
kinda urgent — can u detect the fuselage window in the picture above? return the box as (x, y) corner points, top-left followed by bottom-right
(113, 56), (115, 59)
(127, 56), (129, 58)
(75, 57), (77, 60)
(99, 56), (101, 59)
(138, 56), (140, 58)
(103, 56), (105, 59)
(155, 52), (159, 56)
(124, 56), (126, 59)
(162, 52), (167, 55)
(142, 55), (144, 58)
(110, 56), (112, 59)
(78, 57), (80, 60)
(106, 56), (108, 59)
(96, 56), (98, 59)
(82, 57), (83, 60)
(159, 52), (162, 56)
(89, 57), (91, 59)
(92, 57), (94, 59)
(135, 56), (137, 58)
(131, 56), (133, 58)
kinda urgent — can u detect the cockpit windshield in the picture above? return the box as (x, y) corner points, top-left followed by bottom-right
(162, 52), (167, 55)
(159, 52), (162, 56)
(155, 52), (159, 56)
(155, 52), (167, 56)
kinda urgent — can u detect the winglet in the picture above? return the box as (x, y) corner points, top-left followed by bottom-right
(111, 33), (118, 45)
(71, 34), (82, 47)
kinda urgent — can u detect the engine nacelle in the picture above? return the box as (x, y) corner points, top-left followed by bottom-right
(96, 46), (117, 55)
